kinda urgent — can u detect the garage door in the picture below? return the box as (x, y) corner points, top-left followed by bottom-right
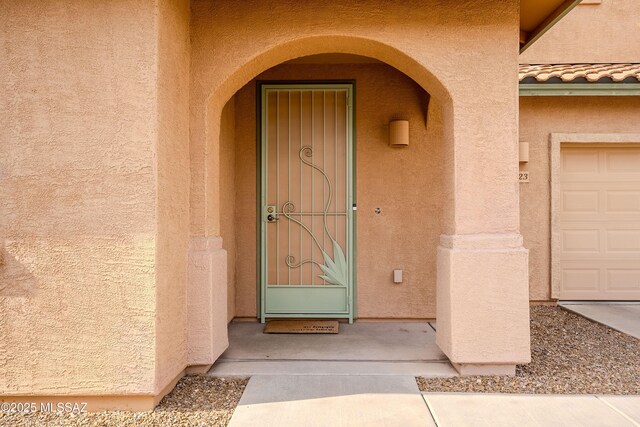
(560, 145), (640, 300)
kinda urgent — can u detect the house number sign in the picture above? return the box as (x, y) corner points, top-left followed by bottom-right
(518, 171), (530, 183)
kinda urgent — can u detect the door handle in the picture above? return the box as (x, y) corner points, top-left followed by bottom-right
(267, 214), (279, 222)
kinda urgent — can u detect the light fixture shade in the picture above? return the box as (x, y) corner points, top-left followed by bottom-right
(519, 141), (530, 163)
(389, 120), (409, 147)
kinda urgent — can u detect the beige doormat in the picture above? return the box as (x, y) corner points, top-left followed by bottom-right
(263, 319), (339, 334)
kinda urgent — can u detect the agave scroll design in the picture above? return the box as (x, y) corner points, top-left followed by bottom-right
(282, 146), (348, 287)
(318, 239), (347, 287)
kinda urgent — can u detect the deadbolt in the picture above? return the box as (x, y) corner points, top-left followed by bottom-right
(264, 205), (278, 222)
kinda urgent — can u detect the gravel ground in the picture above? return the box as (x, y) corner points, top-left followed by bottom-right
(0, 376), (248, 427)
(418, 305), (640, 394)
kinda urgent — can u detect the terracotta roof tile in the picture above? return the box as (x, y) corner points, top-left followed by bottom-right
(519, 64), (640, 83)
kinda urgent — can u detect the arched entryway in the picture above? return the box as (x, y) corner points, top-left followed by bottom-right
(222, 55), (443, 320)
(187, 30), (529, 376)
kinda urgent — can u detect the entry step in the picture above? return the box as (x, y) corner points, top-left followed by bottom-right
(208, 360), (457, 377)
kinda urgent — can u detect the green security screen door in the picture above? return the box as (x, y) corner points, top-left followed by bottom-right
(260, 84), (354, 322)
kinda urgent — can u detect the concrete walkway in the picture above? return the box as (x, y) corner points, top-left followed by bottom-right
(229, 376), (640, 426)
(223, 318), (640, 426)
(560, 302), (640, 340)
(423, 393), (640, 427)
(229, 375), (434, 427)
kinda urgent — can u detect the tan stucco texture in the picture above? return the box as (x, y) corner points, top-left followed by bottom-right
(1, 0), (190, 397)
(155, 0), (190, 394)
(0, 0), (534, 402)
(520, 0), (640, 63)
(219, 100), (238, 322)
(519, 96), (640, 301)
(190, 0), (522, 239)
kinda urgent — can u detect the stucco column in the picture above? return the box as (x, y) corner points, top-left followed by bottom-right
(435, 83), (531, 376)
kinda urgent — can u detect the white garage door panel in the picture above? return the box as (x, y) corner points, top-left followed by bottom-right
(562, 190), (600, 214)
(560, 146), (640, 300)
(607, 269), (640, 291)
(605, 149), (640, 172)
(562, 149), (599, 173)
(607, 190), (640, 213)
(562, 267), (600, 292)
(607, 229), (640, 252)
(562, 229), (600, 252)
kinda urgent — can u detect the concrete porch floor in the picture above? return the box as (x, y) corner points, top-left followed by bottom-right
(209, 321), (457, 377)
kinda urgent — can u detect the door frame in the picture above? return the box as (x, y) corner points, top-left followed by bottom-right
(256, 81), (357, 322)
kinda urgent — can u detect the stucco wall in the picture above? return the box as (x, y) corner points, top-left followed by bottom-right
(0, 0), (529, 398)
(0, 0), (157, 395)
(0, 0), (190, 398)
(519, 96), (640, 301)
(230, 62), (443, 319)
(219, 100), (237, 322)
(191, 0), (522, 239)
(520, 0), (640, 63)
(155, 0), (190, 394)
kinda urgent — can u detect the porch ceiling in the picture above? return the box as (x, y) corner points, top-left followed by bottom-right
(520, 0), (582, 52)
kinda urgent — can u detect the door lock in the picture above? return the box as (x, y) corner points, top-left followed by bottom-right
(265, 206), (279, 222)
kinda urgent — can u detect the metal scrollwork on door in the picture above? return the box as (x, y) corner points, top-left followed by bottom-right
(281, 146), (348, 286)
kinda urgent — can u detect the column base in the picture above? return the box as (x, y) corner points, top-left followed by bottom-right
(436, 233), (531, 369)
(452, 363), (516, 377)
(187, 237), (228, 367)
(185, 364), (213, 375)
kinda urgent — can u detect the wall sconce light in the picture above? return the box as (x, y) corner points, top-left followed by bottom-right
(519, 141), (529, 163)
(389, 120), (409, 147)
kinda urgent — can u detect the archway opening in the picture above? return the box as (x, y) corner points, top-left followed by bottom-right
(189, 35), (459, 371)
(206, 52), (451, 371)
(218, 54), (445, 322)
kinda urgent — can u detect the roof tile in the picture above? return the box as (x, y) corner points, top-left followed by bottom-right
(519, 64), (640, 83)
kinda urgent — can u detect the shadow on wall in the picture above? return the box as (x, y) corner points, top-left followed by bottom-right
(0, 241), (39, 297)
